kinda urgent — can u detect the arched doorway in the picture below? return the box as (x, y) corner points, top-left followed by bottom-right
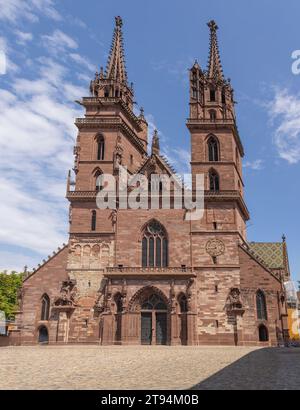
(38, 326), (49, 344)
(114, 293), (123, 343)
(258, 325), (269, 342)
(178, 293), (188, 345)
(141, 294), (168, 345)
(129, 286), (170, 346)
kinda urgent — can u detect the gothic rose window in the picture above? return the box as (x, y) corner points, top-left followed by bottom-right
(208, 136), (219, 161)
(142, 221), (168, 268)
(97, 135), (105, 161)
(41, 294), (50, 321)
(256, 290), (267, 320)
(209, 169), (220, 191)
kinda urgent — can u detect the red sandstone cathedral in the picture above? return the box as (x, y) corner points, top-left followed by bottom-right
(13, 17), (291, 346)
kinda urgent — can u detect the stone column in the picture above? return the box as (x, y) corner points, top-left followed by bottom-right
(187, 312), (197, 345)
(170, 312), (180, 345)
(57, 311), (69, 344)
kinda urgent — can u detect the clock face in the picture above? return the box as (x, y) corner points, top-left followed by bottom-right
(206, 239), (225, 257)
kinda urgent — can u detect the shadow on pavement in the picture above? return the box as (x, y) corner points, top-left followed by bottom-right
(191, 347), (300, 390)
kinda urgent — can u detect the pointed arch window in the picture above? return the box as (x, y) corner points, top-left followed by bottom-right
(41, 294), (50, 321)
(208, 136), (219, 161)
(91, 210), (96, 231)
(178, 294), (188, 313)
(209, 169), (220, 192)
(95, 170), (103, 192)
(97, 135), (105, 161)
(222, 88), (226, 104)
(209, 110), (216, 122)
(256, 290), (267, 320)
(142, 220), (168, 268)
(210, 88), (216, 102)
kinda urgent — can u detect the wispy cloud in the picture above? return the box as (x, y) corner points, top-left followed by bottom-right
(0, 36), (19, 74)
(0, 0), (62, 24)
(151, 58), (193, 84)
(0, 56), (84, 267)
(69, 53), (96, 72)
(266, 87), (300, 164)
(41, 30), (78, 54)
(243, 159), (264, 170)
(14, 30), (33, 45)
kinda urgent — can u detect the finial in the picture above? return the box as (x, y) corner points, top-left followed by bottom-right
(115, 16), (123, 28)
(192, 59), (200, 70)
(151, 129), (160, 155)
(282, 234), (286, 243)
(139, 107), (145, 118)
(207, 20), (218, 31)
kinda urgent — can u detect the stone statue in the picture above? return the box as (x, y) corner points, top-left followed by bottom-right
(54, 280), (78, 307)
(227, 288), (243, 310)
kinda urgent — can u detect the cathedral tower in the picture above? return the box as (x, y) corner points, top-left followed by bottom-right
(187, 20), (249, 241)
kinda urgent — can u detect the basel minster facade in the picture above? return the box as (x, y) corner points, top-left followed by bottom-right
(13, 17), (291, 346)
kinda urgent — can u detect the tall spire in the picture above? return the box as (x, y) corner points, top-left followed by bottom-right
(105, 16), (128, 84)
(207, 20), (224, 81)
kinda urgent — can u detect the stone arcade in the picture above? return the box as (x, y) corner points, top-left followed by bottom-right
(12, 17), (290, 346)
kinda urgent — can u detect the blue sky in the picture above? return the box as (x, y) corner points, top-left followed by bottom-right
(0, 0), (299, 283)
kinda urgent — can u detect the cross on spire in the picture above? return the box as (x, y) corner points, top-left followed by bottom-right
(207, 20), (224, 81)
(105, 16), (128, 84)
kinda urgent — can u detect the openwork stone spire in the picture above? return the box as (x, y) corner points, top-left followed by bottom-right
(207, 20), (224, 81)
(89, 16), (134, 109)
(105, 16), (128, 84)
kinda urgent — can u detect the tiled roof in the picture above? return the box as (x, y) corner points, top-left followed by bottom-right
(248, 242), (284, 269)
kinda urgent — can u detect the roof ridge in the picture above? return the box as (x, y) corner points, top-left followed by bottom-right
(23, 243), (68, 282)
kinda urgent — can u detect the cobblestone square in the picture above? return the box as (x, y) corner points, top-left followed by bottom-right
(0, 346), (299, 390)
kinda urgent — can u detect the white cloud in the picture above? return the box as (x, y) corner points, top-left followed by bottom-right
(267, 87), (300, 164)
(0, 250), (40, 273)
(151, 58), (194, 84)
(0, 56), (85, 269)
(0, 36), (19, 75)
(243, 159), (264, 170)
(69, 53), (96, 72)
(0, 0), (62, 23)
(41, 30), (78, 54)
(14, 30), (33, 45)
